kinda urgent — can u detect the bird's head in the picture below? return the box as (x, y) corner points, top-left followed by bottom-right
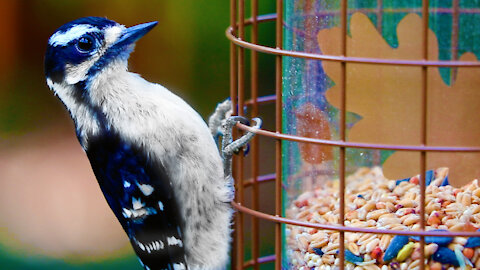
(45, 17), (157, 87)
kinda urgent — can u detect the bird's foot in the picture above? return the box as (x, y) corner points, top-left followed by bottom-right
(221, 116), (262, 178)
(221, 116), (260, 156)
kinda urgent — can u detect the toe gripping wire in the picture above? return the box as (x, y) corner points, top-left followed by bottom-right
(221, 116), (262, 181)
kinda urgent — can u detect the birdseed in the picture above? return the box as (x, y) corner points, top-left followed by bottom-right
(287, 167), (480, 270)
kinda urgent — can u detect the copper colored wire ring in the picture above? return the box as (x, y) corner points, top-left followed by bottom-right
(226, 14), (480, 67)
(243, 255), (276, 267)
(236, 121), (480, 152)
(242, 173), (276, 187)
(244, 94), (276, 106)
(232, 202), (480, 237)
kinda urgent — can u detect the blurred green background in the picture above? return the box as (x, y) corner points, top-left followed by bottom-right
(0, 1), (277, 269)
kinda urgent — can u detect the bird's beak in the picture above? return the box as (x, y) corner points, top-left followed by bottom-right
(114, 21), (158, 48)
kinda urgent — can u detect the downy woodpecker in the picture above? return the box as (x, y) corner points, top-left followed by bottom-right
(44, 17), (256, 270)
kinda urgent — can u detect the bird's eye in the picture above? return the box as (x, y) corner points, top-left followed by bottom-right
(76, 36), (95, 53)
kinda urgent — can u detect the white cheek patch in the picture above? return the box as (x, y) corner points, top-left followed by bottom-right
(65, 59), (97, 84)
(64, 42), (111, 85)
(49, 24), (99, 46)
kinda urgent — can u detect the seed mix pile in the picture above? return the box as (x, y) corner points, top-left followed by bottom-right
(287, 167), (480, 270)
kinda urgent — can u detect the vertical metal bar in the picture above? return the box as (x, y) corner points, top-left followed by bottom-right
(229, 0), (238, 268)
(339, 0), (348, 269)
(376, 0), (383, 33)
(250, 0), (260, 269)
(275, 0), (283, 269)
(238, 0), (246, 118)
(451, 0), (459, 83)
(230, 0), (238, 116)
(419, 1), (429, 270)
(237, 0), (246, 268)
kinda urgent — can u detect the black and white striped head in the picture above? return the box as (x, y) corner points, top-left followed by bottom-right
(45, 17), (157, 88)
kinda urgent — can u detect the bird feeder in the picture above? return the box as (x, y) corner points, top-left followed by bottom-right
(227, 0), (480, 269)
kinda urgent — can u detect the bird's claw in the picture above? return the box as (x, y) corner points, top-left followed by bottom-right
(221, 116), (261, 157)
(221, 116), (262, 178)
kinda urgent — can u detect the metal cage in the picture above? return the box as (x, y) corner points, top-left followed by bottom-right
(227, 0), (480, 269)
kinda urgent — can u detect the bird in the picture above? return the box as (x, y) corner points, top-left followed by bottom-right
(44, 17), (239, 270)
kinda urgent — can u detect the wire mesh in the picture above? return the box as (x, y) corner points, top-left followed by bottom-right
(228, 0), (480, 269)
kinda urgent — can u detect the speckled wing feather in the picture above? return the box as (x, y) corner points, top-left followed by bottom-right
(86, 130), (187, 269)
